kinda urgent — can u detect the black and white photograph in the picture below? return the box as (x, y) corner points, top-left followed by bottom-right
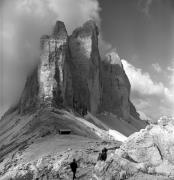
(0, 0), (174, 179)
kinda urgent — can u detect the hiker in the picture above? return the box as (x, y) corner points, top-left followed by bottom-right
(70, 158), (78, 179)
(97, 147), (108, 161)
(73, 97), (78, 112)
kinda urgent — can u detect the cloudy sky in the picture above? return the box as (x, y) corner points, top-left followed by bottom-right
(0, 0), (174, 120)
(100, 0), (174, 120)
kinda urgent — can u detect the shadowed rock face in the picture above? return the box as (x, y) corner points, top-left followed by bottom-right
(52, 20), (68, 38)
(100, 50), (140, 120)
(18, 20), (141, 123)
(100, 51), (130, 119)
(69, 20), (101, 114)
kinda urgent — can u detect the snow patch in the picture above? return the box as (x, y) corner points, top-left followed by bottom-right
(108, 129), (127, 142)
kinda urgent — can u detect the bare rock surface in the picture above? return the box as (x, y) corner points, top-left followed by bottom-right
(16, 20), (145, 132)
(93, 116), (174, 179)
(68, 20), (101, 114)
(101, 50), (136, 120)
(19, 21), (70, 113)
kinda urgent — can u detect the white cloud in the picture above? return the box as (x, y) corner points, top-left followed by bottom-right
(122, 59), (165, 95)
(122, 59), (174, 118)
(133, 98), (150, 109)
(167, 62), (174, 86)
(152, 63), (162, 72)
(167, 66), (174, 72)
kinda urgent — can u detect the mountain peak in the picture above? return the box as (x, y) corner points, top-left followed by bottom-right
(105, 50), (122, 67)
(71, 20), (99, 38)
(18, 20), (144, 125)
(83, 20), (98, 31)
(52, 20), (68, 38)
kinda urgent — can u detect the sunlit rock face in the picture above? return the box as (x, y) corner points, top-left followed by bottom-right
(39, 21), (70, 107)
(19, 20), (102, 114)
(100, 51), (131, 119)
(93, 116), (174, 179)
(19, 21), (72, 112)
(69, 20), (101, 114)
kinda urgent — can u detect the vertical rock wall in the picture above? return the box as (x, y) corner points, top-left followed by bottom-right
(39, 21), (69, 107)
(69, 20), (101, 114)
(19, 21), (72, 112)
(100, 51), (131, 119)
(18, 20), (140, 122)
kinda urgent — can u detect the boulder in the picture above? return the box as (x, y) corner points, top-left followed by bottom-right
(93, 116), (174, 179)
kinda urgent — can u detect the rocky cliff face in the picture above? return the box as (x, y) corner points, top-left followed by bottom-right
(39, 21), (69, 108)
(100, 51), (130, 119)
(19, 21), (71, 112)
(18, 20), (141, 123)
(69, 20), (101, 114)
(0, 20), (151, 180)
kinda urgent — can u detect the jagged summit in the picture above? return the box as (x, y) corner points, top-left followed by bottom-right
(71, 20), (99, 39)
(15, 20), (145, 130)
(69, 20), (101, 114)
(17, 20), (145, 126)
(52, 20), (67, 38)
(82, 20), (99, 35)
(83, 19), (98, 28)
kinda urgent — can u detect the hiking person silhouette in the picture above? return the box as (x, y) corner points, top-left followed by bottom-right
(70, 158), (78, 179)
(97, 147), (108, 161)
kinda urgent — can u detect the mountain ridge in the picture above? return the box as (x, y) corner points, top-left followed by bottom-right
(15, 20), (144, 126)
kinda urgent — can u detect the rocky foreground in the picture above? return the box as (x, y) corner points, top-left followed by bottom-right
(0, 107), (122, 180)
(94, 116), (174, 180)
(0, 115), (174, 180)
(0, 134), (120, 180)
